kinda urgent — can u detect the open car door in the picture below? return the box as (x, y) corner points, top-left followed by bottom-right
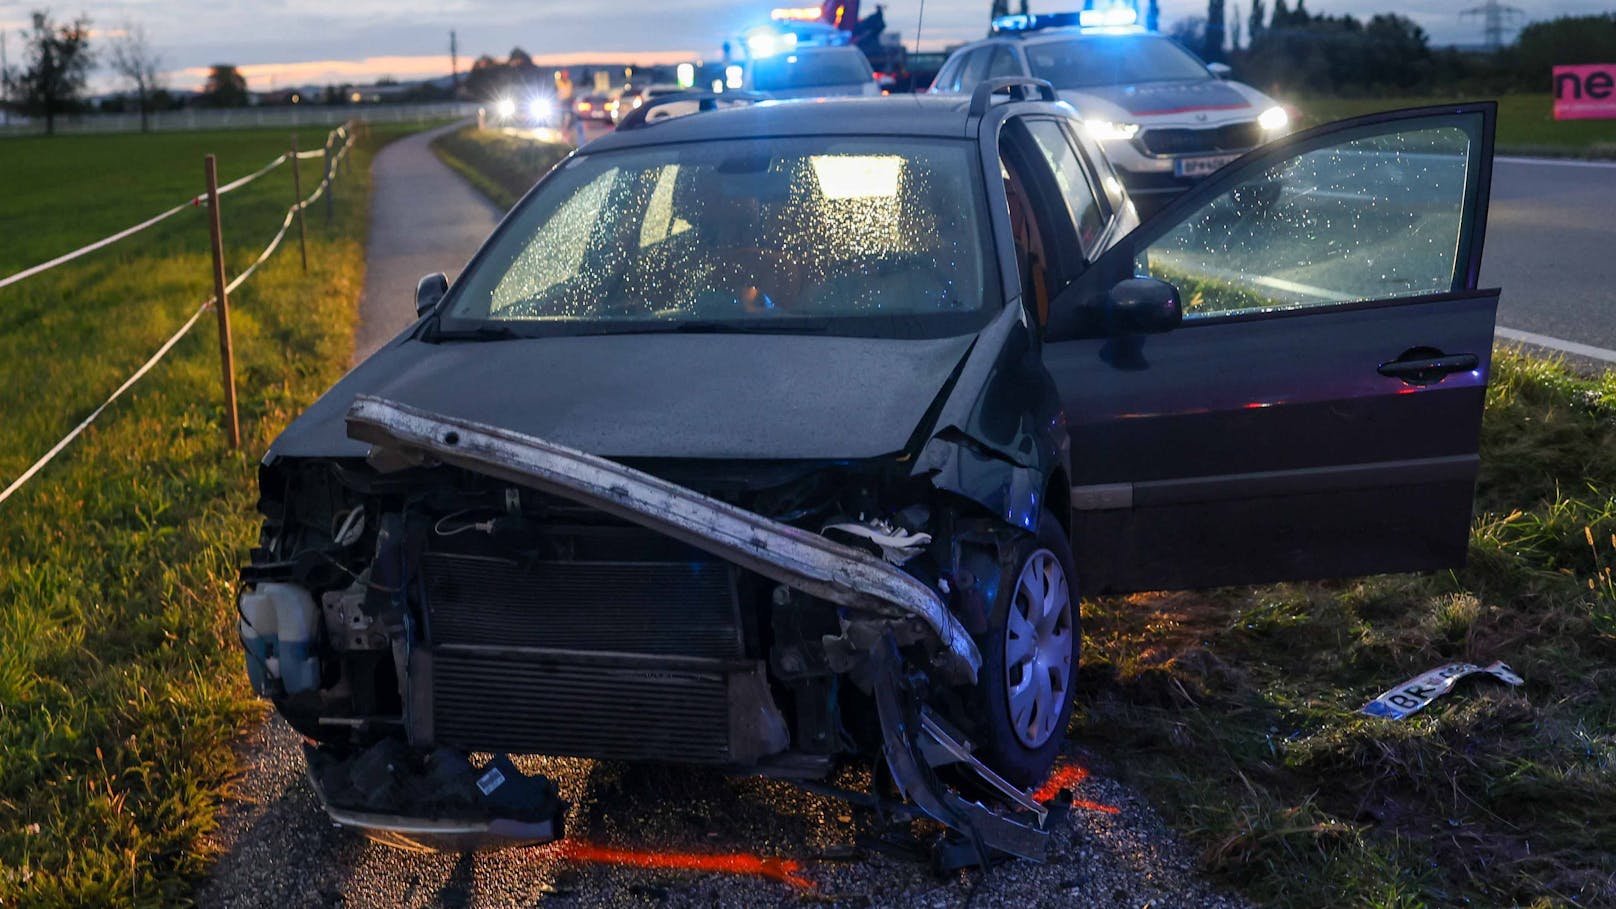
(1043, 103), (1498, 593)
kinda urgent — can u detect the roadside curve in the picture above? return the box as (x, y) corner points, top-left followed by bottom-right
(352, 120), (502, 364)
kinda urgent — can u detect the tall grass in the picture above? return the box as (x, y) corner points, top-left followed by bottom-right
(0, 125), (413, 906)
(430, 125), (572, 210)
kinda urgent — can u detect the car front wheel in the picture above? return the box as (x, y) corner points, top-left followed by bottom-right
(972, 512), (1080, 788)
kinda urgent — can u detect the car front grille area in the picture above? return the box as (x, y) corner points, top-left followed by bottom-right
(414, 549), (746, 763)
(430, 651), (733, 763)
(421, 552), (743, 660)
(1137, 121), (1264, 157)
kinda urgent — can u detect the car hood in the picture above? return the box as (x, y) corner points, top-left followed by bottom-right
(1061, 78), (1258, 121)
(266, 330), (977, 463)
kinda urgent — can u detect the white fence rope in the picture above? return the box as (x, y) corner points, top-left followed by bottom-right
(0, 150), (294, 292)
(0, 128), (357, 508)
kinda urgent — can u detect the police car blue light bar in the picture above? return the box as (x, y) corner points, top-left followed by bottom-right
(991, 7), (1140, 34)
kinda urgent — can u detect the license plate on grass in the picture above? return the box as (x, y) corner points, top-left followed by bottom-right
(1174, 153), (1241, 178)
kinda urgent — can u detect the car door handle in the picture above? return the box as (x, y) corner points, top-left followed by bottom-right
(1377, 352), (1478, 385)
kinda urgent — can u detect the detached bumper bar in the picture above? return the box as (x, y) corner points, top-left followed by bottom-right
(345, 395), (981, 683)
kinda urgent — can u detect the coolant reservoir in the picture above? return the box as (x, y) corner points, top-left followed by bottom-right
(238, 582), (321, 695)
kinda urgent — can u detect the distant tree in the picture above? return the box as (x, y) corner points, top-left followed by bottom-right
(201, 64), (248, 106)
(1146, 0), (1161, 32)
(1248, 0), (1265, 41)
(1230, 2), (1242, 51)
(14, 11), (94, 135)
(1170, 16), (1207, 48)
(1270, 0), (1289, 28)
(1513, 14), (1616, 85)
(1204, 0), (1226, 60)
(109, 22), (163, 132)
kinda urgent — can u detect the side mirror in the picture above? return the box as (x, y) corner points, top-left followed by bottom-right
(1207, 62), (1233, 79)
(415, 272), (448, 317)
(1107, 278), (1182, 334)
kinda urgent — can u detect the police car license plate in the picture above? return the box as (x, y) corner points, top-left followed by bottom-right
(1174, 153), (1240, 178)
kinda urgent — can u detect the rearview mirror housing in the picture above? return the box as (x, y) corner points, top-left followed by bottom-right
(415, 272), (449, 317)
(1107, 278), (1182, 334)
(1207, 62), (1232, 79)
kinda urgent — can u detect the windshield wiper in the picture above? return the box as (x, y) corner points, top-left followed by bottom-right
(669, 319), (831, 335)
(427, 324), (527, 342)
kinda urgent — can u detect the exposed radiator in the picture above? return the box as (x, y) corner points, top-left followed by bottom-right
(411, 550), (768, 764)
(421, 552), (743, 659)
(428, 651), (733, 763)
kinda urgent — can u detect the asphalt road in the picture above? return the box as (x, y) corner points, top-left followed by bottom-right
(1485, 157), (1616, 363)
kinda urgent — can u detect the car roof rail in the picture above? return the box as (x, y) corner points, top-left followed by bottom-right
(968, 77), (1058, 117)
(615, 91), (771, 131)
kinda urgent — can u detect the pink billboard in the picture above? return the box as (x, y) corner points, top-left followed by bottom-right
(1554, 64), (1616, 119)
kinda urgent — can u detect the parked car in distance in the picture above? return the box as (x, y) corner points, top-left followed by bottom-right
(238, 86), (1500, 866)
(934, 11), (1290, 212)
(573, 93), (614, 122)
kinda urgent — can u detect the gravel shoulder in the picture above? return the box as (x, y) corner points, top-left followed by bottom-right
(195, 124), (1254, 909)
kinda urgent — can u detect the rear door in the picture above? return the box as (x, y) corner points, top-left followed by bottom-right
(1040, 104), (1499, 592)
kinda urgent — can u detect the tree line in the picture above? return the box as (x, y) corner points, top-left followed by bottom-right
(1176, 4), (1616, 96)
(1, 8), (424, 136)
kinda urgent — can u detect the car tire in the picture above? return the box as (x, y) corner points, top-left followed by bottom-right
(971, 511), (1080, 789)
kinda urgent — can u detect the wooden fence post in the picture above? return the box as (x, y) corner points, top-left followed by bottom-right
(323, 143), (334, 226)
(290, 134), (308, 273)
(203, 154), (240, 449)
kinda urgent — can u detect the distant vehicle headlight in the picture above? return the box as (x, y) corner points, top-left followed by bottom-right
(531, 98), (554, 120)
(1083, 119), (1140, 141)
(1259, 105), (1290, 132)
(495, 98), (517, 120)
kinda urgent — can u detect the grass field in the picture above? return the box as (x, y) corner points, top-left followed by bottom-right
(1079, 351), (1616, 907)
(1295, 93), (1616, 158)
(0, 123), (417, 906)
(430, 125), (572, 210)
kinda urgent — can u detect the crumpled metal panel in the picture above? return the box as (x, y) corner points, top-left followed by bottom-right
(344, 395), (982, 683)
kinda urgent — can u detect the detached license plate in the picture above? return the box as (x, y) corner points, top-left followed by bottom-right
(1174, 153), (1241, 178)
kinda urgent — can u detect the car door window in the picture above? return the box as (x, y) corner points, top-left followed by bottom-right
(1024, 119), (1106, 258)
(986, 46), (1021, 79)
(959, 49), (993, 88)
(1137, 124), (1475, 319)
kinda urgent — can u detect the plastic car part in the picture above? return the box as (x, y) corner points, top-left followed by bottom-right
(303, 741), (567, 852)
(343, 395), (982, 684)
(867, 635), (1051, 864)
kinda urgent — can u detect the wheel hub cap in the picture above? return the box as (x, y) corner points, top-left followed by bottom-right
(1004, 549), (1074, 749)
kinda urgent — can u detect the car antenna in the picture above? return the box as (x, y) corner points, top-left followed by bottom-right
(913, 0), (927, 54)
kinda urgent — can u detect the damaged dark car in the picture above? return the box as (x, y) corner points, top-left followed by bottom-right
(239, 86), (1501, 865)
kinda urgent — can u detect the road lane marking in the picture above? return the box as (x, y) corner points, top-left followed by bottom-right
(1496, 326), (1616, 364)
(1497, 156), (1616, 169)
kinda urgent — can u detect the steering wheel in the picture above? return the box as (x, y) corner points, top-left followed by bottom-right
(699, 247), (800, 314)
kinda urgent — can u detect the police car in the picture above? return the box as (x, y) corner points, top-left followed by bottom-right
(932, 9), (1290, 209)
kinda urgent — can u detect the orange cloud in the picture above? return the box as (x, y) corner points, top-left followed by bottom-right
(168, 51), (705, 92)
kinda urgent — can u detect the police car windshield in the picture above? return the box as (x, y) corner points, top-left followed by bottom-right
(1027, 34), (1211, 88)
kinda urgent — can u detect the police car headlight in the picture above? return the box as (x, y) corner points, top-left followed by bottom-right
(1083, 119), (1139, 141)
(530, 98), (554, 121)
(1259, 105), (1290, 132)
(495, 98), (517, 120)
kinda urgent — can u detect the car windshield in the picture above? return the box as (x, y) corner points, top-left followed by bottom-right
(441, 136), (997, 338)
(1026, 35), (1210, 88)
(751, 50), (872, 91)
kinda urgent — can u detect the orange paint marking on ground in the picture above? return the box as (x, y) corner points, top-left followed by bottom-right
(1032, 762), (1121, 814)
(546, 840), (815, 890)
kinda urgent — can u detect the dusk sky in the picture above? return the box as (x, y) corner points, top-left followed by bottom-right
(0, 0), (1606, 93)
